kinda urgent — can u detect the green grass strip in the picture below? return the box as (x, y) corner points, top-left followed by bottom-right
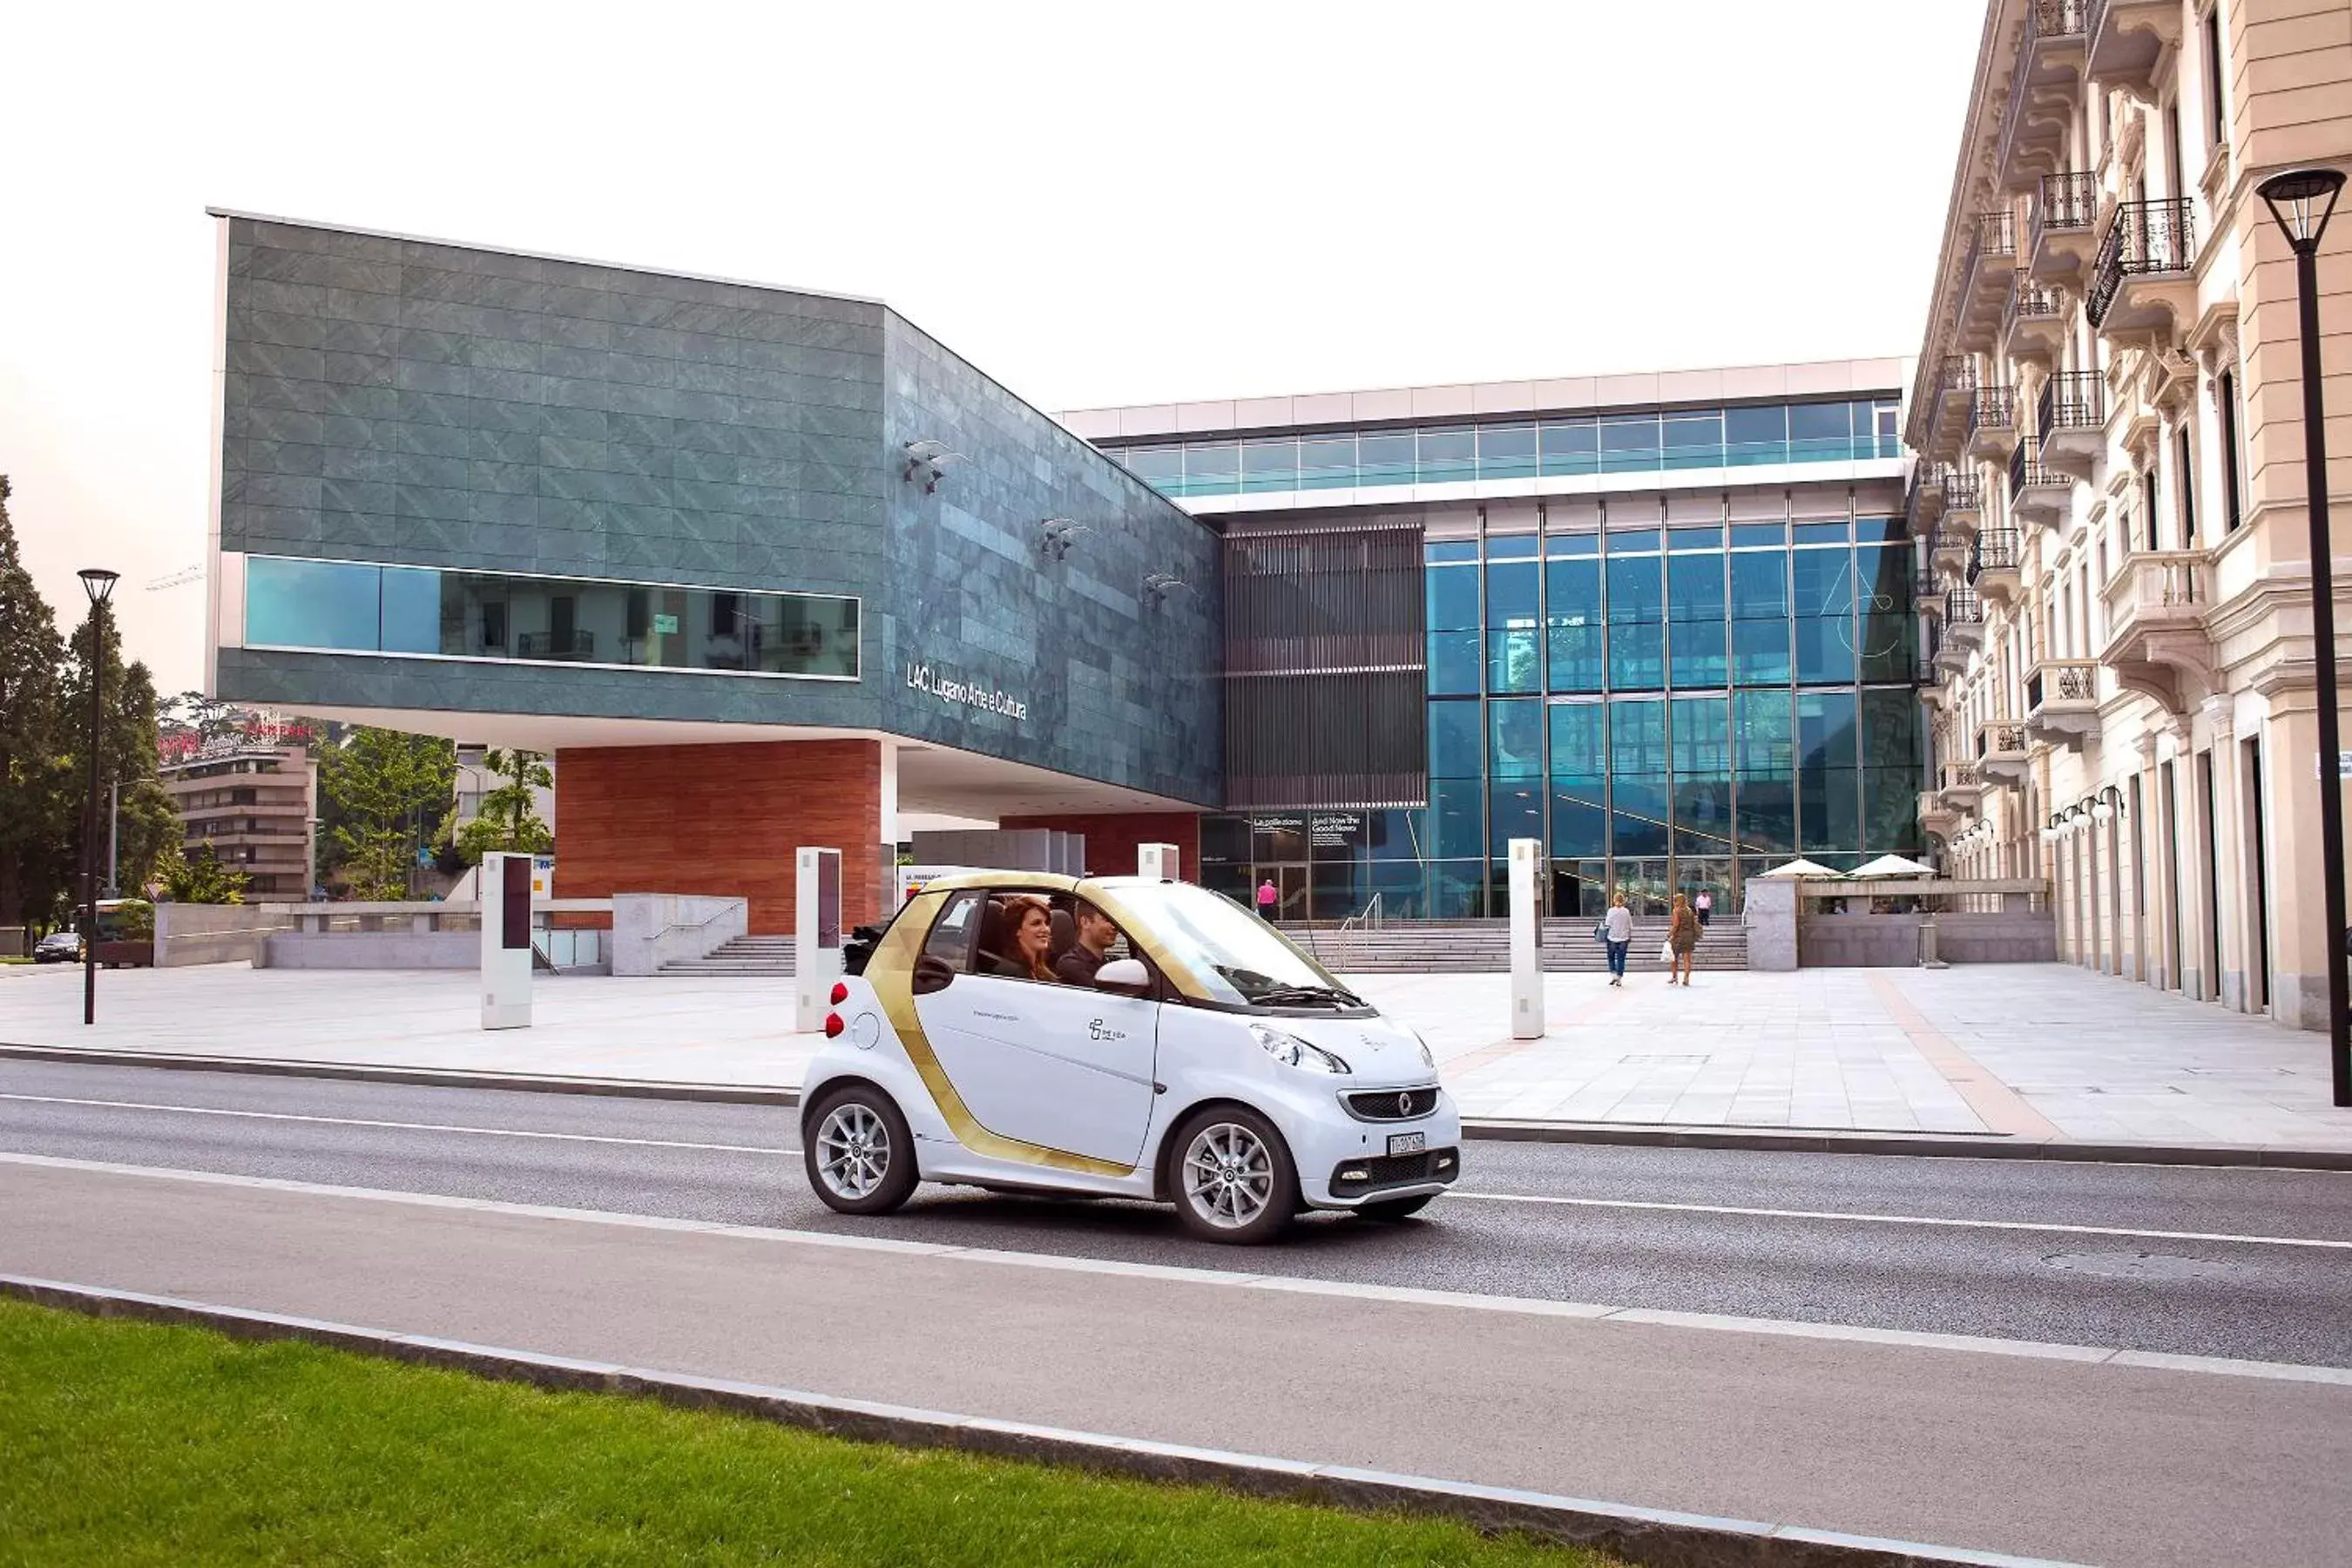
(0, 1300), (1618, 1567)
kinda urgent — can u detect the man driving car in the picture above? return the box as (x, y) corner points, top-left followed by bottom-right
(1054, 900), (1120, 986)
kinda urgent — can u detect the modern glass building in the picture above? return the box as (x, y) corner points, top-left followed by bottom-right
(1064, 362), (1928, 921)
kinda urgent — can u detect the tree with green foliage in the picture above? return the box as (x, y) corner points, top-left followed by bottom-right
(320, 728), (456, 900)
(0, 476), (73, 927)
(61, 610), (178, 906)
(154, 841), (247, 905)
(449, 748), (554, 866)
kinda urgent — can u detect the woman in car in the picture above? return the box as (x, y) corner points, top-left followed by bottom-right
(993, 895), (1058, 982)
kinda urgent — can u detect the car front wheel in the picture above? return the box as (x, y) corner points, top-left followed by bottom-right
(804, 1086), (918, 1216)
(1170, 1106), (1297, 1245)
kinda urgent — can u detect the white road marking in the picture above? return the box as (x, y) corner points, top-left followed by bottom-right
(7, 1090), (2349, 1252)
(1443, 1188), (2352, 1252)
(0, 1092), (796, 1157)
(4, 1152), (2350, 1389)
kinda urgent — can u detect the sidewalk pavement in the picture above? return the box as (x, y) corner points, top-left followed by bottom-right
(2, 958), (2348, 1154)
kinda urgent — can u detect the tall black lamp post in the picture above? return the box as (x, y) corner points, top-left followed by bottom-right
(2257, 166), (2348, 1105)
(76, 567), (118, 1027)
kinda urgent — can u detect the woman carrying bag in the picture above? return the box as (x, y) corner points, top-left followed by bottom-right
(1666, 892), (1700, 987)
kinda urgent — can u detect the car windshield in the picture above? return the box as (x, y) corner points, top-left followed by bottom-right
(1109, 882), (1361, 1010)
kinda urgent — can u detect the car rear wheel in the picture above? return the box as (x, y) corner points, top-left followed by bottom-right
(804, 1086), (918, 1216)
(1170, 1107), (1296, 1245)
(1354, 1193), (1436, 1221)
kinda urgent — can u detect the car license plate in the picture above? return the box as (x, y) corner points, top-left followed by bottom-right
(1387, 1132), (1426, 1156)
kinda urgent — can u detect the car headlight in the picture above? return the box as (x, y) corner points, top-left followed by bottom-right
(1248, 1022), (1352, 1075)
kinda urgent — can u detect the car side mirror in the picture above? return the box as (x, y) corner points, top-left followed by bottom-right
(912, 955), (956, 996)
(1094, 957), (1152, 997)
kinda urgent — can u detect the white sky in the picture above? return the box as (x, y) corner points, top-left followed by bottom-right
(1, 0), (1985, 694)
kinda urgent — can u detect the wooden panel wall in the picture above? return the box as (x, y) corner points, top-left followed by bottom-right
(998, 811), (1201, 882)
(557, 740), (883, 936)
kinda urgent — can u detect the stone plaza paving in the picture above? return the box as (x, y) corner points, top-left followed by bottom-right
(3, 959), (2348, 1153)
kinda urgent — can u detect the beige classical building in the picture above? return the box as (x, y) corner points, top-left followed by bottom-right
(1909, 0), (2350, 1027)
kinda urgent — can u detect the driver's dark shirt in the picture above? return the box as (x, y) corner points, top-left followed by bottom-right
(1054, 944), (1107, 986)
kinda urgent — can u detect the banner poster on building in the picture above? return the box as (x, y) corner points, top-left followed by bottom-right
(1309, 812), (1364, 850)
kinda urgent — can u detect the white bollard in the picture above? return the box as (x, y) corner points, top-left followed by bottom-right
(794, 847), (845, 1034)
(478, 851), (533, 1031)
(1508, 838), (1544, 1041)
(1138, 841), (1179, 881)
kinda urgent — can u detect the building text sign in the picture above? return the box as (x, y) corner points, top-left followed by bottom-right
(906, 662), (1029, 722)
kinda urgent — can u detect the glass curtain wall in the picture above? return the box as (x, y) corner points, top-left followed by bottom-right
(1201, 509), (1926, 920)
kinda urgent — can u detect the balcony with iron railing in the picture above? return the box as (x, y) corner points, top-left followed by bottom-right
(1977, 718), (2032, 786)
(2004, 275), (2068, 362)
(1956, 210), (2021, 351)
(1944, 587), (1986, 639)
(1913, 569), (1944, 611)
(2037, 369), (2105, 471)
(1942, 468), (1985, 516)
(1940, 760), (1987, 808)
(2028, 172), (2099, 279)
(2087, 198), (2195, 334)
(2024, 656), (2100, 747)
(1966, 528), (2024, 601)
(2008, 437), (2072, 526)
(2086, 0), (2181, 93)
(1998, 3), (2090, 186)
(1967, 386), (2018, 458)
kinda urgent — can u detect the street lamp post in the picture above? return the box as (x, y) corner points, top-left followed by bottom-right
(76, 568), (119, 1027)
(2258, 166), (2349, 1105)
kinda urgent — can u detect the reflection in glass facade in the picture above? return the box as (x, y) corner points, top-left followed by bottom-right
(1202, 522), (1925, 921)
(1118, 399), (1902, 499)
(243, 556), (860, 679)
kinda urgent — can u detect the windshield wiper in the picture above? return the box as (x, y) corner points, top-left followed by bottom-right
(1251, 983), (1362, 1009)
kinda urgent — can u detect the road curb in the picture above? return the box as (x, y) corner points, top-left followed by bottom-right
(0, 1274), (2078, 1568)
(0, 1043), (800, 1107)
(9, 1040), (2349, 1173)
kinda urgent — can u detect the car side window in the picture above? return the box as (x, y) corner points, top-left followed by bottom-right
(922, 891), (984, 975)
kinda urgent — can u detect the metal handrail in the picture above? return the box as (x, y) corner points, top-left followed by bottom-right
(1337, 893), (1385, 935)
(652, 897), (750, 943)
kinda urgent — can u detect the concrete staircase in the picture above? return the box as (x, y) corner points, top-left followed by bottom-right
(658, 936), (796, 977)
(1278, 919), (1748, 974)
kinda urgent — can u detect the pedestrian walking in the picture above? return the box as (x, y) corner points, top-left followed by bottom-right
(1694, 889), (1713, 929)
(1255, 877), (1278, 922)
(1666, 892), (1700, 986)
(1602, 893), (1632, 987)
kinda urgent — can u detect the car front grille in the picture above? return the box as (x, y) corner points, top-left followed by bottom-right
(1342, 1086), (1443, 1121)
(1329, 1147), (1460, 1196)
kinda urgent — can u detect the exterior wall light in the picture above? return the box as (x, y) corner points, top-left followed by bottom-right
(1143, 572), (1195, 607)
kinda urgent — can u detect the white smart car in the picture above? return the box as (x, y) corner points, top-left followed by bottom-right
(802, 872), (1459, 1244)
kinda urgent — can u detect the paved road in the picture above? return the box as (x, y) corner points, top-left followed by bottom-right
(4, 1058), (2352, 1368)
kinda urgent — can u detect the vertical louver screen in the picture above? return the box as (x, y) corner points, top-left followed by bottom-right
(1221, 521), (1427, 808)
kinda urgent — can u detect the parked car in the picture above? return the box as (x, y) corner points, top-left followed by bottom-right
(32, 930), (82, 964)
(802, 873), (1459, 1244)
